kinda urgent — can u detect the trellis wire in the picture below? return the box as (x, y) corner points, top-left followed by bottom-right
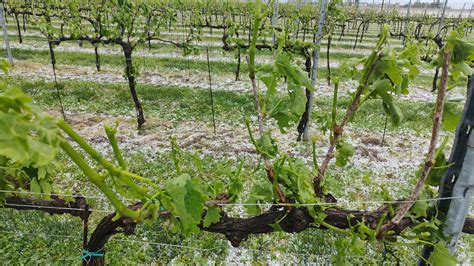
(0, 229), (220, 252)
(1, 197), (472, 219)
(2, 203), (114, 214)
(215, 196), (470, 207)
(114, 238), (365, 259)
(0, 229), (365, 260)
(0, 190), (471, 210)
(0, 230), (79, 240)
(0, 189), (133, 201)
(112, 238), (224, 252)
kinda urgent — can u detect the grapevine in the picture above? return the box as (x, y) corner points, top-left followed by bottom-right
(0, 0), (473, 265)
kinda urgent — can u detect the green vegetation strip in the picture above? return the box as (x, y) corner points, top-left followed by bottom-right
(2, 46), (440, 86)
(10, 77), (440, 133)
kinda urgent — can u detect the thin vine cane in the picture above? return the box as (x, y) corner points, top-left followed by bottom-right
(380, 48), (450, 235)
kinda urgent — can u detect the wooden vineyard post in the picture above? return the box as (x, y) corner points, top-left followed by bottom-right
(419, 76), (474, 264)
(302, 0), (329, 141)
(0, 2), (13, 66)
(206, 47), (216, 134)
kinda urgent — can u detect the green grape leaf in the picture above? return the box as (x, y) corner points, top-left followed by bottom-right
(453, 62), (472, 77)
(320, 174), (339, 195)
(203, 207), (221, 228)
(276, 53), (314, 91)
(288, 82), (306, 116)
(228, 170), (244, 203)
(165, 174), (205, 235)
(37, 166), (47, 180)
(0, 59), (11, 74)
(270, 82), (306, 132)
(426, 138), (449, 187)
(245, 175), (273, 215)
(382, 101), (403, 126)
(410, 200), (428, 218)
(448, 34), (474, 64)
(399, 43), (421, 66)
(28, 139), (57, 167)
(427, 154), (448, 187)
(375, 57), (403, 85)
(0, 86), (60, 168)
(260, 73), (278, 97)
(428, 243), (457, 266)
(269, 222), (284, 232)
(335, 141), (355, 167)
(39, 178), (52, 198)
(208, 180), (225, 197)
(351, 237), (366, 255)
(30, 177), (41, 193)
(271, 112), (292, 132)
(275, 157), (317, 204)
(370, 79), (403, 125)
(257, 132), (278, 158)
(273, 157), (327, 220)
(408, 65), (420, 79)
(442, 102), (462, 132)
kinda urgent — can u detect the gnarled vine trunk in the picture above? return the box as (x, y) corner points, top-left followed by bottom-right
(122, 44), (145, 128)
(13, 11), (21, 43)
(94, 46), (100, 72)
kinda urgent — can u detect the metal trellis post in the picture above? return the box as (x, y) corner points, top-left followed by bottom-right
(302, 0), (329, 141)
(437, 0), (448, 36)
(271, 0), (279, 46)
(458, 3), (466, 19)
(403, 0), (412, 45)
(419, 76), (474, 264)
(0, 2), (13, 66)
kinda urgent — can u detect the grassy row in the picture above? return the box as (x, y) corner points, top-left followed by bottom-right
(2, 45), (441, 88)
(10, 76), (440, 134)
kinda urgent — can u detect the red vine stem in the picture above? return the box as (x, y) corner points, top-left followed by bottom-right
(248, 60), (265, 135)
(315, 54), (383, 190)
(246, 55), (286, 203)
(383, 49), (450, 231)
